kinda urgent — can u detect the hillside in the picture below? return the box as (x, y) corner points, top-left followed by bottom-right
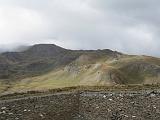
(0, 44), (160, 94)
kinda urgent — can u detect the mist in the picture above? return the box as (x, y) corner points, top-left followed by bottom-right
(0, 0), (160, 57)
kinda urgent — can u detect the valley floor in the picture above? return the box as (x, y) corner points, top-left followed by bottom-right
(0, 87), (160, 120)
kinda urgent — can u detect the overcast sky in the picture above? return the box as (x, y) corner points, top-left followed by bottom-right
(0, 0), (160, 56)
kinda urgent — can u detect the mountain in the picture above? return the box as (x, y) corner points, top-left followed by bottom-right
(0, 44), (160, 94)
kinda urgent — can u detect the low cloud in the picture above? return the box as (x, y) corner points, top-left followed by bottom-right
(0, 0), (160, 56)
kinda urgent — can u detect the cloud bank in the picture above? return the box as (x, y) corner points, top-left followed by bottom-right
(0, 0), (160, 56)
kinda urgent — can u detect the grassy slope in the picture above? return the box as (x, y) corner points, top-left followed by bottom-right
(3, 55), (160, 94)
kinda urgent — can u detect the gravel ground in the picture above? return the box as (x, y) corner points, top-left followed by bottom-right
(79, 91), (160, 120)
(0, 90), (160, 120)
(0, 92), (79, 120)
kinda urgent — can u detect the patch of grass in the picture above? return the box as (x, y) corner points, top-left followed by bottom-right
(1, 84), (160, 100)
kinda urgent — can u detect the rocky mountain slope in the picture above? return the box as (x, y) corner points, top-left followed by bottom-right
(0, 44), (160, 94)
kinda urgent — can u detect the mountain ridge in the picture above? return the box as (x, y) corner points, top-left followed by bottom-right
(0, 44), (160, 94)
(0, 44), (122, 79)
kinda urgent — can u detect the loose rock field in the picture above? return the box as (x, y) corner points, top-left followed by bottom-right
(0, 90), (160, 120)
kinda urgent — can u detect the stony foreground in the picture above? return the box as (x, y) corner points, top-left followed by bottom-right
(0, 90), (160, 120)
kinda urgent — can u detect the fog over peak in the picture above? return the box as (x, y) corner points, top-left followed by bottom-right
(0, 0), (160, 56)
